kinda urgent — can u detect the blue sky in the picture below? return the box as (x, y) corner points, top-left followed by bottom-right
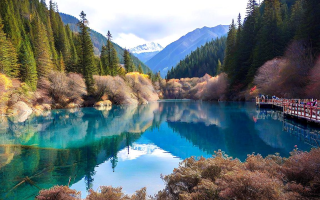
(53, 0), (248, 48)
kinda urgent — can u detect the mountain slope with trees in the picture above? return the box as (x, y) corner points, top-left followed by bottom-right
(223, 0), (320, 99)
(146, 25), (229, 77)
(0, 0), (159, 115)
(59, 13), (151, 73)
(166, 37), (226, 79)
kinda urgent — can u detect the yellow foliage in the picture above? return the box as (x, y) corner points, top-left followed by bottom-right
(126, 72), (149, 79)
(0, 73), (12, 92)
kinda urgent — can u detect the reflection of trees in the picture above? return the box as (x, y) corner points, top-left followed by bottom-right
(167, 122), (225, 156)
(0, 101), (316, 199)
(0, 103), (159, 149)
(0, 132), (141, 199)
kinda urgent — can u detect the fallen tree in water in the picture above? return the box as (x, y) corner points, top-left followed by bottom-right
(36, 148), (320, 200)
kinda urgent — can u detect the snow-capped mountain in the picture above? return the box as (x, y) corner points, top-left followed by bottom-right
(130, 42), (163, 54)
(146, 25), (229, 77)
(130, 42), (164, 63)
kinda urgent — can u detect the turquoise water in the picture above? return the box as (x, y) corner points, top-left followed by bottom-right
(0, 101), (318, 199)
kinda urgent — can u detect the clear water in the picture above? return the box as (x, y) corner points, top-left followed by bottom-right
(0, 101), (318, 199)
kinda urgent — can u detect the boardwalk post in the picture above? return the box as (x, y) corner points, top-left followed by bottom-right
(304, 105), (306, 117)
(310, 108), (313, 120)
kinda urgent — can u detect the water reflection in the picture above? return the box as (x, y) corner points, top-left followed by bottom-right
(0, 101), (318, 199)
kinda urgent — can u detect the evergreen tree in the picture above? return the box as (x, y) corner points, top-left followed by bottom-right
(65, 24), (79, 72)
(223, 19), (237, 77)
(138, 64), (143, 74)
(0, 18), (19, 77)
(32, 15), (54, 78)
(19, 41), (38, 90)
(111, 44), (120, 75)
(78, 11), (95, 93)
(100, 45), (109, 75)
(58, 52), (65, 72)
(101, 31), (120, 76)
(123, 49), (134, 72)
(0, 0), (22, 49)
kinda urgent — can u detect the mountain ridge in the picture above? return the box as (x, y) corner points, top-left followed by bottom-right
(146, 25), (229, 76)
(130, 42), (163, 63)
(130, 42), (163, 54)
(59, 13), (152, 73)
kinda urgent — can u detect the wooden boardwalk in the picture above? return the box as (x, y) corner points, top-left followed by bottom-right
(256, 97), (320, 125)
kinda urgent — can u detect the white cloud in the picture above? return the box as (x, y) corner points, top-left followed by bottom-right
(53, 0), (248, 48)
(114, 33), (148, 49)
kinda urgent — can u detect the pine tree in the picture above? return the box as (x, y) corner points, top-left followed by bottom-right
(58, 52), (65, 72)
(0, 18), (19, 77)
(65, 24), (79, 72)
(102, 31), (120, 76)
(46, 15), (59, 70)
(78, 11), (95, 94)
(100, 45), (109, 75)
(123, 49), (134, 72)
(111, 45), (120, 75)
(138, 64), (143, 74)
(223, 19), (237, 77)
(0, 0), (22, 49)
(32, 15), (54, 78)
(19, 41), (38, 90)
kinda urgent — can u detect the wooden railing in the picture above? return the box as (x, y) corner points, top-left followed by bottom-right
(283, 103), (320, 122)
(256, 97), (320, 123)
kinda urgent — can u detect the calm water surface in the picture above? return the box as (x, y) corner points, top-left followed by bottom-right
(0, 101), (319, 199)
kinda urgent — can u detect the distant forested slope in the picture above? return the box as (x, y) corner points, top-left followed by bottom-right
(166, 37), (226, 79)
(59, 13), (151, 73)
(146, 25), (229, 77)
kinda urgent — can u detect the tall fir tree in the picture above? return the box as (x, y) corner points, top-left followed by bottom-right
(78, 11), (95, 93)
(0, 18), (19, 77)
(19, 41), (38, 90)
(0, 0), (22, 49)
(138, 64), (143, 74)
(101, 31), (120, 76)
(123, 49), (134, 72)
(32, 15), (54, 78)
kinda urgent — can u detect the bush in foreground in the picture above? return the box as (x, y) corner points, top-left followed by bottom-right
(37, 148), (320, 200)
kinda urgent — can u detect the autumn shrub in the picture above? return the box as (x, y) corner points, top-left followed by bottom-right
(218, 170), (285, 200)
(157, 148), (320, 200)
(272, 41), (314, 98)
(282, 148), (320, 195)
(86, 186), (147, 200)
(307, 57), (320, 99)
(36, 185), (81, 200)
(37, 72), (86, 107)
(94, 73), (159, 104)
(202, 73), (228, 101)
(254, 58), (285, 96)
(125, 72), (159, 103)
(161, 73), (228, 100)
(94, 75), (138, 104)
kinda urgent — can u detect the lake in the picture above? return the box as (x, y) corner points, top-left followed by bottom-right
(0, 101), (318, 199)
